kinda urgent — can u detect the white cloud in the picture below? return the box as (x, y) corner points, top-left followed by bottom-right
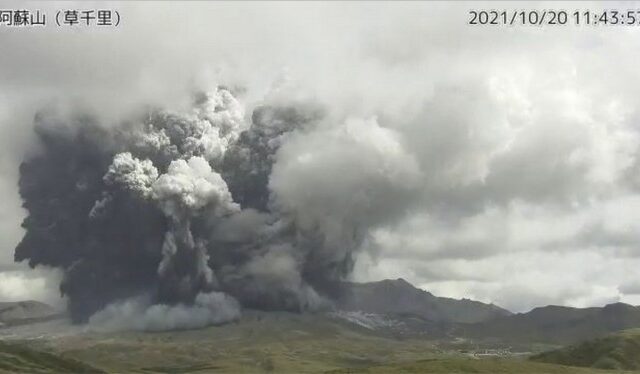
(0, 266), (64, 308)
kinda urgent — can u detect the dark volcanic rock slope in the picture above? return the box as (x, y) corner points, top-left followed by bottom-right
(338, 278), (511, 324)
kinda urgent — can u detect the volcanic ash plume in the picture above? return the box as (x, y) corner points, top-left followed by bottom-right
(14, 87), (421, 330)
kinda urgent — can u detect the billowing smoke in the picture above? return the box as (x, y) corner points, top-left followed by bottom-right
(14, 87), (421, 330)
(88, 291), (240, 332)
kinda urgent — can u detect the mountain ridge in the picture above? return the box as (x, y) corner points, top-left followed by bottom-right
(0, 300), (61, 327)
(464, 301), (640, 344)
(338, 278), (512, 324)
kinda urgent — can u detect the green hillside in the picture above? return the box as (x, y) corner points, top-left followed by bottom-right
(465, 303), (640, 345)
(0, 340), (103, 373)
(532, 329), (640, 370)
(330, 357), (626, 374)
(22, 312), (443, 373)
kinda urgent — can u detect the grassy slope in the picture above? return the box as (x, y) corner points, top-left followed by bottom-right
(328, 357), (628, 374)
(532, 329), (640, 370)
(0, 339), (624, 374)
(0, 340), (103, 373)
(32, 312), (442, 373)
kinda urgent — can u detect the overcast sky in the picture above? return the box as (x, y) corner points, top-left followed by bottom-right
(2, 1), (640, 312)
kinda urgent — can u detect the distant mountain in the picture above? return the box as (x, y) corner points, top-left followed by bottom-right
(338, 278), (512, 324)
(531, 328), (640, 370)
(464, 302), (640, 345)
(0, 301), (59, 327)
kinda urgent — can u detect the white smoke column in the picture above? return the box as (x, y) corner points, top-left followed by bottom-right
(93, 93), (243, 317)
(103, 152), (159, 198)
(129, 88), (246, 165)
(237, 243), (328, 310)
(99, 94), (242, 303)
(150, 156), (239, 302)
(194, 89), (246, 156)
(210, 116), (423, 305)
(270, 117), (422, 255)
(152, 156), (238, 219)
